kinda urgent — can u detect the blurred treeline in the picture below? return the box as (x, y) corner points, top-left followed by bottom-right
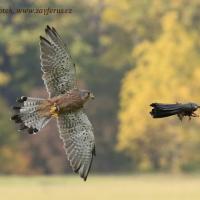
(1, 0), (200, 174)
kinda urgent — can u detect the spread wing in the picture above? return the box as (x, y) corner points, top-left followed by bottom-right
(40, 25), (77, 98)
(57, 110), (95, 181)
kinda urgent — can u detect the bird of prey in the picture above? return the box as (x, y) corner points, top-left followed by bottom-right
(11, 25), (95, 181)
(150, 102), (200, 120)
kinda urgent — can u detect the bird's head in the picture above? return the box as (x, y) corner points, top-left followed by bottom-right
(80, 90), (95, 102)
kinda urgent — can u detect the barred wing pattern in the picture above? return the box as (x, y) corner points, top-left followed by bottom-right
(40, 25), (77, 97)
(57, 110), (95, 181)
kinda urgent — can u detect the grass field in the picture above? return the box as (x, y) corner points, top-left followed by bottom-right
(0, 174), (200, 200)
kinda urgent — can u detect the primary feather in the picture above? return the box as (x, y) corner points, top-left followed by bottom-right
(57, 110), (95, 181)
(40, 25), (77, 97)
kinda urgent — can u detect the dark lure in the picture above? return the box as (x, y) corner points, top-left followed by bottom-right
(150, 102), (200, 120)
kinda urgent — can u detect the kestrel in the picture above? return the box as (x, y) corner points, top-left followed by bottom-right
(11, 25), (95, 181)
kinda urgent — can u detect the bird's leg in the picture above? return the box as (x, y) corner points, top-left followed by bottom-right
(50, 103), (59, 118)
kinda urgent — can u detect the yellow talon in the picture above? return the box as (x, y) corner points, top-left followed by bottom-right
(50, 103), (58, 118)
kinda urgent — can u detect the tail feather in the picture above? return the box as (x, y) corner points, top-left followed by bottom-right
(11, 96), (51, 134)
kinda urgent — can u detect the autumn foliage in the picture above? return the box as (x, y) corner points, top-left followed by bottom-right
(1, 0), (200, 174)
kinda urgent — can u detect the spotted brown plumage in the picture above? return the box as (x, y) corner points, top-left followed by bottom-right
(11, 26), (95, 181)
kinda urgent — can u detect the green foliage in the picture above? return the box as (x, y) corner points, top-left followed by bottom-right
(0, 72), (10, 86)
(0, 98), (17, 146)
(0, 97), (29, 173)
(2, 0), (200, 174)
(0, 0), (132, 174)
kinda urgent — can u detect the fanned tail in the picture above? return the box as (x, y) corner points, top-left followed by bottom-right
(11, 96), (51, 134)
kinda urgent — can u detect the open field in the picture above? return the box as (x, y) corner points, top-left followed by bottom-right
(0, 174), (200, 200)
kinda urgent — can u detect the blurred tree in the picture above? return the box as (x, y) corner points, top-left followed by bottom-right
(0, 0), (132, 174)
(2, 0), (200, 174)
(0, 97), (30, 173)
(0, 72), (10, 86)
(118, 11), (200, 171)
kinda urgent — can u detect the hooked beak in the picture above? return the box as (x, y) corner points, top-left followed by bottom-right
(90, 93), (95, 99)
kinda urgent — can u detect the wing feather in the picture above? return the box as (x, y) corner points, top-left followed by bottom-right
(40, 25), (77, 97)
(57, 110), (95, 181)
